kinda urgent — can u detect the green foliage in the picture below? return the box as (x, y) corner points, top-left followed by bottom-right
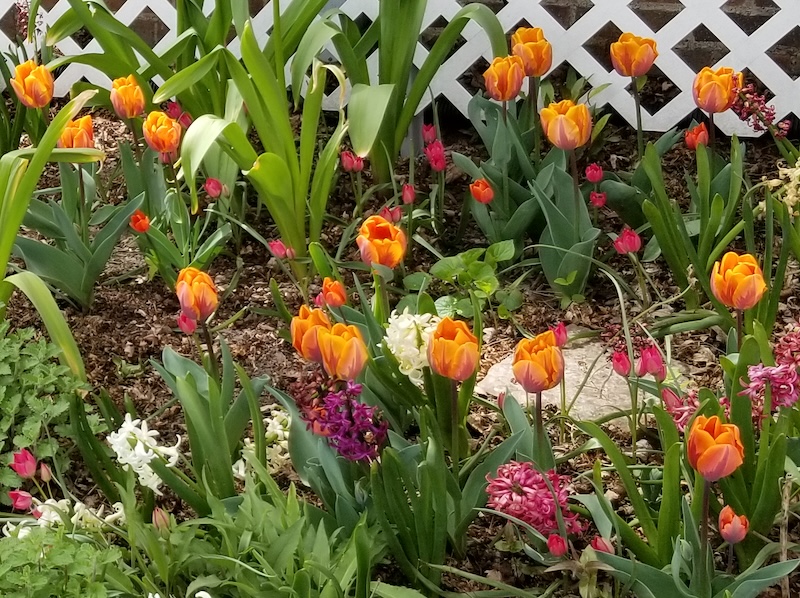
(0, 322), (89, 500)
(0, 528), (128, 598)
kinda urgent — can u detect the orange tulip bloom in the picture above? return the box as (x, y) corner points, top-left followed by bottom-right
(719, 505), (749, 544)
(10, 60), (53, 109)
(470, 179), (494, 204)
(512, 330), (564, 393)
(511, 27), (552, 78)
(685, 122), (709, 150)
(610, 33), (658, 78)
(142, 111), (182, 154)
(483, 56), (525, 102)
(356, 215), (407, 269)
(110, 75), (145, 120)
(58, 115), (94, 149)
(710, 252), (767, 310)
(320, 277), (347, 308)
(687, 415), (744, 481)
(290, 305), (331, 363)
(175, 267), (218, 323)
(693, 67), (742, 114)
(318, 323), (368, 380)
(130, 209), (150, 233)
(427, 317), (479, 381)
(540, 100), (592, 151)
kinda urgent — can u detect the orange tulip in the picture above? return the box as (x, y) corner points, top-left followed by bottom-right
(710, 252), (766, 310)
(685, 122), (709, 150)
(470, 179), (494, 204)
(130, 209), (150, 233)
(290, 305), (331, 363)
(110, 75), (145, 119)
(483, 56), (525, 102)
(687, 415), (744, 481)
(175, 267), (218, 323)
(356, 215), (407, 269)
(610, 33), (658, 78)
(58, 115), (93, 149)
(540, 100), (592, 150)
(142, 111), (181, 154)
(512, 330), (564, 393)
(321, 277), (347, 308)
(318, 323), (368, 380)
(719, 505), (749, 544)
(511, 27), (552, 78)
(427, 317), (479, 381)
(10, 60), (53, 109)
(693, 67), (742, 113)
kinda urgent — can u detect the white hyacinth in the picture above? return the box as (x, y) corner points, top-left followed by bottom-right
(383, 309), (441, 386)
(233, 406), (291, 479)
(2, 499), (125, 538)
(107, 414), (181, 494)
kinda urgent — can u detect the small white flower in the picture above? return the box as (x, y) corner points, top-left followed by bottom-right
(383, 309), (441, 386)
(234, 406), (292, 478)
(33, 498), (71, 528)
(107, 414), (181, 494)
(2, 521), (33, 538)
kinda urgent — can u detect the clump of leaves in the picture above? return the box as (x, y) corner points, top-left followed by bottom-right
(0, 321), (92, 500)
(0, 528), (129, 597)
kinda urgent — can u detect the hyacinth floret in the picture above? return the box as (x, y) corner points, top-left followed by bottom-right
(107, 413), (181, 494)
(383, 309), (441, 386)
(304, 382), (388, 462)
(731, 82), (790, 137)
(486, 460), (583, 536)
(775, 324), (800, 369)
(664, 389), (700, 433)
(740, 363), (799, 411)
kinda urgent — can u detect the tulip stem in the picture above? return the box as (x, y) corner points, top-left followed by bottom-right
(450, 379), (460, 481)
(628, 378), (639, 460)
(727, 543), (734, 575)
(699, 478), (711, 584)
(559, 378), (567, 444)
(708, 112), (716, 155)
(736, 309), (743, 352)
(631, 76), (645, 162)
(569, 151), (581, 239)
(77, 163), (89, 246)
(529, 77), (541, 170)
(200, 322), (220, 381)
(630, 253), (651, 309)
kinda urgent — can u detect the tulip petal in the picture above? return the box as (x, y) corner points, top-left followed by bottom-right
(696, 443), (743, 481)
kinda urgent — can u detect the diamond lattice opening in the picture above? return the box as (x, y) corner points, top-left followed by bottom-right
(539, 0), (593, 30)
(130, 7), (169, 47)
(673, 24), (731, 72)
(627, 0), (682, 33)
(421, 16), (467, 62)
(722, 0), (778, 36)
(624, 65), (680, 117)
(582, 22), (624, 73)
(457, 56), (491, 96)
(765, 26), (800, 80)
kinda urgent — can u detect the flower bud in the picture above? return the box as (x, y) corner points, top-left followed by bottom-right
(10, 448), (37, 479)
(402, 184), (416, 205)
(719, 505), (748, 544)
(9, 490), (33, 511)
(611, 351), (631, 377)
(424, 140), (446, 172)
(636, 344), (665, 381)
(547, 534), (568, 557)
(204, 178), (225, 198)
(590, 191), (607, 208)
(340, 150), (363, 173)
(585, 163), (603, 184)
(550, 322), (568, 347)
(613, 227), (642, 254)
(591, 536), (614, 554)
(685, 122), (709, 150)
(130, 209), (150, 233)
(422, 123), (437, 144)
(470, 179), (494, 204)
(268, 239), (288, 259)
(379, 205), (403, 224)
(152, 507), (171, 536)
(39, 463), (52, 483)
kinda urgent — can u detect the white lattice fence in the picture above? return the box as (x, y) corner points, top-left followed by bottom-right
(3, 0), (799, 136)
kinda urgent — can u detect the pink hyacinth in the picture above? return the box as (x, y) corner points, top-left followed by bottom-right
(486, 461), (584, 536)
(661, 387), (700, 433)
(775, 325), (800, 369)
(740, 363), (800, 411)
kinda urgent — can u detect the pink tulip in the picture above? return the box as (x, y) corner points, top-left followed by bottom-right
(422, 123), (437, 144)
(39, 463), (52, 483)
(204, 177), (226, 198)
(165, 101), (192, 129)
(340, 150), (364, 173)
(637, 344), (665, 381)
(550, 322), (568, 347)
(613, 227), (642, 255)
(425, 140), (446, 172)
(379, 205), (403, 224)
(547, 534), (568, 557)
(268, 240), (289, 259)
(585, 163), (603, 184)
(591, 536), (614, 554)
(9, 490), (32, 510)
(612, 351), (631, 377)
(589, 191), (607, 208)
(177, 312), (197, 335)
(402, 184), (416, 205)
(661, 387), (681, 410)
(10, 448), (36, 479)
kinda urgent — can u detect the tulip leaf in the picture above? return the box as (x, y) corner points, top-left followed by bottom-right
(348, 84), (395, 158)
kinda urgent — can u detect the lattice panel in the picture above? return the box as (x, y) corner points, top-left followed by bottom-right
(2, 0), (799, 136)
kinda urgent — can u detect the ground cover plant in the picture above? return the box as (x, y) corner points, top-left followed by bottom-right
(4, 1), (800, 597)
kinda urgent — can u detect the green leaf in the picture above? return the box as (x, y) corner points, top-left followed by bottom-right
(348, 84), (394, 157)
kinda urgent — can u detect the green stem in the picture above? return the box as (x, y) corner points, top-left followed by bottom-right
(559, 377), (567, 444)
(77, 164), (89, 246)
(200, 322), (219, 382)
(708, 112), (716, 159)
(529, 77), (541, 170)
(737, 309), (743, 351)
(569, 151), (581, 239)
(628, 377), (639, 460)
(450, 379), (460, 481)
(631, 254), (651, 309)
(699, 479), (711, 585)
(373, 272), (390, 324)
(631, 76), (645, 162)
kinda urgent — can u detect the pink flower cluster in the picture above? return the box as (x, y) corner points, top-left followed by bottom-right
(774, 325), (800, 369)
(486, 461), (584, 536)
(422, 124), (446, 172)
(661, 387), (700, 433)
(740, 363), (799, 411)
(731, 83), (790, 137)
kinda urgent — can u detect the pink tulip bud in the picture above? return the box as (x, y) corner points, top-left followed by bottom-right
(547, 534), (568, 557)
(497, 391), (506, 410)
(589, 191), (607, 208)
(379, 205), (403, 224)
(422, 123), (437, 145)
(637, 344), (665, 381)
(39, 463), (52, 483)
(613, 227), (642, 255)
(268, 239), (288, 259)
(402, 184), (416, 205)
(585, 163), (603, 184)
(285, 246), (297, 260)
(177, 312), (197, 335)
(204, 177), (225, 198)
(424, 140), (446, 172)
(9, 490), (32, 511)
(550, 322), (568, 347)
(340, 150), (364, 173)
(612, 351), (631, 377)
(10, 448), (36, 479)
(152, 507), (171, 535)
(590, 536), (614, 554)
(166, 101), (192, 129)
